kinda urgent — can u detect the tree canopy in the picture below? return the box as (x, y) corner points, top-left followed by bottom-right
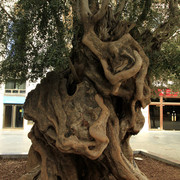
(1, 1), (179, 179)
(0, 0), (179, 88)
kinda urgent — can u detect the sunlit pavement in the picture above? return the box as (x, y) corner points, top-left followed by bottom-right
(0, 129), (180, 163)
(0, 129), (31, 155)
(130, 130), (180, 163)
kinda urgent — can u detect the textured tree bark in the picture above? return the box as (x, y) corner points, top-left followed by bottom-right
(20, 1), (151, 180)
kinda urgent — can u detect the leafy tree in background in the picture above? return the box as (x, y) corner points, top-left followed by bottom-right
(0, 0), (179, 86)
(0, 0), (180, 179)
(149, 34), (180, 95)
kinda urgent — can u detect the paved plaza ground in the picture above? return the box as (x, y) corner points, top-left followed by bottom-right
(0, 129), (180, 165)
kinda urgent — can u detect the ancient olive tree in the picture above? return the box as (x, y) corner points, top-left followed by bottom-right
(0, 0), (179, 179)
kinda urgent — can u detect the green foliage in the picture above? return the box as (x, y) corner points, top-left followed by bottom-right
(148, 34), (180, 92)
(0, 0), (71, 83)
(0, 0), (179, 91)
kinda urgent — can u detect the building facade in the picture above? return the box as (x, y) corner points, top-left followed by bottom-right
(149, 89), (180, 131)
(0, 80), (38, 131)
(0, 80), (179, 131)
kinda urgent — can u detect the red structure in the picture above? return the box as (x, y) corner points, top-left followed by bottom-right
(149, 89), (180, 130)
(158, 89), (179, 97)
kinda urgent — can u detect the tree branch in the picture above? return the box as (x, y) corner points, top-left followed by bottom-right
(115, 0), (127, 15)
(136, 0), (152, 25)
(82, 32), (145, 86)
(89, 0), (99, 14)
(92, 0), (109, 23)
(47, 0), (65, 44)
(169, 0), (179, 17)
(140, 0), (180, 51)
(152, 5), (180, 48)
(0, 3), (15, 22)
(80, 0), (92, 22)
(101, 50), (142, 85)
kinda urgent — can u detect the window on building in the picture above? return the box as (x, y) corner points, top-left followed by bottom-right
(5, 81), (26, 94)
(149, 105), (160, 129)
(3, 105), (24, 128)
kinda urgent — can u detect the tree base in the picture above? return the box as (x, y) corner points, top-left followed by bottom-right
(19, 72), (148, 180)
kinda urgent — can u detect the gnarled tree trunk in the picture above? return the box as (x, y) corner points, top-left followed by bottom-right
(20, 1), (151, 180)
